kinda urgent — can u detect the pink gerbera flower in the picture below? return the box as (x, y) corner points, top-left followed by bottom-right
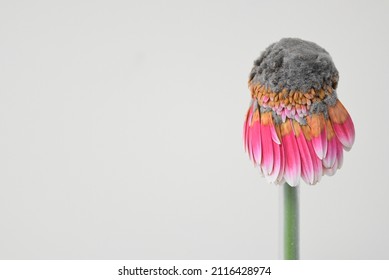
(244, 38), (355, 186)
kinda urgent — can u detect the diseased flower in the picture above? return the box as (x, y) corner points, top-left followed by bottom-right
(243, 38), (355, 186)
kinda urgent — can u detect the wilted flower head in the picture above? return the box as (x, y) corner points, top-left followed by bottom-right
(244, 38), (355, 186)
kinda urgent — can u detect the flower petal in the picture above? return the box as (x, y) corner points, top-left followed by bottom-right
(328, 99), (355, 150)
(276, 141), (285, 184)
(243, 101), (253, 153)
(336, 137), (344, 169)
(260, 112), (275, 175)
(265, 141), (282, 183)
(323, 119), (337, 168)
(281, 120), (301, 186)
(306, 113), (327, 160)
(250, 109), (262, 165)
(324, 159), (338, 176)
(293, 121), (314, 185)
(301, 125), (322, 184)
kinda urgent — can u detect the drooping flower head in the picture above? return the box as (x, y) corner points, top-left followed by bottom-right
(244, 38), (355, 186)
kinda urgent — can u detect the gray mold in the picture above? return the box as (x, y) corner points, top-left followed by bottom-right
(250, 38), (339, 93)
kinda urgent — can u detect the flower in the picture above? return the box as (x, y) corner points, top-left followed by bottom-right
(243, 38), (355, 186)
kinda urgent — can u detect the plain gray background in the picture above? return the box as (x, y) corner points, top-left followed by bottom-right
(1, 0), (388, 259)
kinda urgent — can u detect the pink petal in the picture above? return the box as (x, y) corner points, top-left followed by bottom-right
(243, 102), (253, 152)
(265, 141), (282, 183)
(294, 123), (314, 185)
(276, 142), (285, 184)
(328, 100), (355, 151)
(312, 127), (327, 160)
(332, 116), (355, 151)
(323, 136), (337, 168)
(324, 159), (338, 176)
(251, 119), (261, 165)
(281, 120), (301, 186)
(336, 138), (344, 169)
(281, 110), (287, 123)
(271, 124), (281, 144)
(307, 114), (327, 160)
(260, 121), (274, 175)
(306, 138), (323, 184)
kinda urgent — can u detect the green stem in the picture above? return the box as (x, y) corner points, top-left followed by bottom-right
(283, 182), (299, 260)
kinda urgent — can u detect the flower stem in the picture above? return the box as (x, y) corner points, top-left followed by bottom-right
(282, 182), (299, 260)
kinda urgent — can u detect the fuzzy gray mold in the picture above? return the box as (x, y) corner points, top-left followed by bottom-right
(250, 38), (339, 93)
(272, 111), (282, 124)
(309, 101), (329, 119)
(323, 90), (338, 106)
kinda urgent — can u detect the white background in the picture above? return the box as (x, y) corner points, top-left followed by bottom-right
(1, 0), (388, 259)
(1, 260), (388, 280)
